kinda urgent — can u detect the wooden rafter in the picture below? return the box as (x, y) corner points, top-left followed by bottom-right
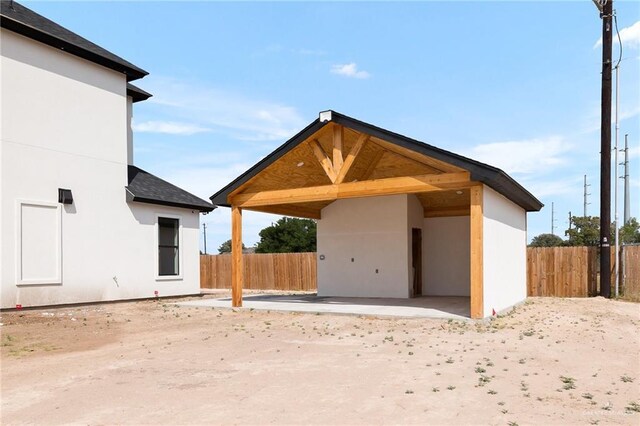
(247, 204), (322, 219)
(369, 136), (462, 173)
(308, 139), (337, 183)
(332, 124), (344, 173)
(308, 127), (369, 185)
(230, 171), (471, 208)
(335, 133), (368, 184)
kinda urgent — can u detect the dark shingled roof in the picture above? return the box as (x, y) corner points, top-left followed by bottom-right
(127, 166), (214, 212)
(1, 1), (147, 81)
(127, 83), (152, 103)
(210, 110), (543, 212)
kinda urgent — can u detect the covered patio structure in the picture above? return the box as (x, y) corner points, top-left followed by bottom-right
(210, 111), (542, 319)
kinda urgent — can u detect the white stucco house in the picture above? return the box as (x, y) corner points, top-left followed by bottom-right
(0, 2), (214, 309)
(210, 111), (543, 319)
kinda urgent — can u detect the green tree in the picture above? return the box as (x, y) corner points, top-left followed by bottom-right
(218, 239), (246, 254)
(618, 218), (640, 244)
(565, 216), (600, 246)
(529, 233), (564, 247)
(255, 218), (317, 253)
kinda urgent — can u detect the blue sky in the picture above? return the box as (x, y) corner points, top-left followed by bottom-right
(26, 1), (640, 252)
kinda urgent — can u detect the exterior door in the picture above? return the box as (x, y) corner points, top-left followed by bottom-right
(412, 228), (423, 296)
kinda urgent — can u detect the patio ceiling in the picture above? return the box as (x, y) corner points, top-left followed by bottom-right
(226, 122), (474, 219)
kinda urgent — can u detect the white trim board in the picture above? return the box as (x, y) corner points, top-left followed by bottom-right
(16, 200), (62, 285)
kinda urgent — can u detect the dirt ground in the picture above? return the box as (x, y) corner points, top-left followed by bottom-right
(1, 294), (639, 426)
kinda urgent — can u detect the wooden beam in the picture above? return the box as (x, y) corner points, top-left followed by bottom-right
(424, 206), (470, 218)
(231, 206), (243, 307)
(369, 136), (463, 173)
(230, 171), (471, 208)
(470, 185), (483, 319)
(332, 124), (344, 173)
(246, 204), (323, 219)
(335, 133), (368, 184)
(308, 139), (337, 183)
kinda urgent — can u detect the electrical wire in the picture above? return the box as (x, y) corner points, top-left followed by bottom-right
(613, 10), (623, 69)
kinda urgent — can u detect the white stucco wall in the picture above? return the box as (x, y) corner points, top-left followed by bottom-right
(126, 97), (134, 165)
(423, 216), (470, 296)
(317, 195), (412, 298)
(482, 186), (527, 315)
(0, 29), (201, 308)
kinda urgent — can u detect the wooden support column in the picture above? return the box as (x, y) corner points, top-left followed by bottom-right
(470, 185), (484, 319)
(231, 206), (243, 307)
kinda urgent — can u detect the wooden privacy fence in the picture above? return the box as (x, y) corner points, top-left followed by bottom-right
(200, 252), (317, 291)
(526, 247), (597, 297)
(527, 245), (640, 299)
(201, 246), (639, 299)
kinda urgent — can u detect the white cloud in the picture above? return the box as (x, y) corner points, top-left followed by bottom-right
(132, 120), (210, 135)
(594, 20), (640, 49)
(467, 136), (571, 175)
(139, 76), (306, 142)
(330, 63), (371, 79)
(520, 176), (582, 199)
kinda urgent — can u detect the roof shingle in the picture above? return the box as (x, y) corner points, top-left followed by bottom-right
(127, 166), (214, 212)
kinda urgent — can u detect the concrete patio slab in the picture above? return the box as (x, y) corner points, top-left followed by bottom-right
(178, 294), (470, 320)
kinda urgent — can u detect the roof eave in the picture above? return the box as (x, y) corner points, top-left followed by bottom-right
(209, 118), (328, 206)
(127, 83), (152, 103)
(210, 110), (544, 213)
(330, 111), (543, 212)
(128, 194), (215, 212)
(1, 16), (148, 81)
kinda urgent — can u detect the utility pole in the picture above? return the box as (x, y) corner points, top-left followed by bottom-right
(551, 202), (557, 235)
(622, 134), (630, 224)
(203, 223), (207, 255)
(593, 0), (613, 298)
(584, 175), (591, 217)
(569, 211), (573, 231)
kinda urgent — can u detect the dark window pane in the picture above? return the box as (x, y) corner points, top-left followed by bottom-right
(158, 217), (179, 276)
(159, 247), (179, 276)
(159, 218), (179, 246)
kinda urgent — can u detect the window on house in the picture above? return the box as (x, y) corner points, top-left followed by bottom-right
(158, 217), (179, 276)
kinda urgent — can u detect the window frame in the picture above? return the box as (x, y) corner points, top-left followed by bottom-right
(155, 213), (183, 281)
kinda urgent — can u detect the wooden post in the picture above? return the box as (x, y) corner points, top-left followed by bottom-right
(599, 0), (613, 299)
(231, 206), (243, 307)
(470, 185), (483, 319)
